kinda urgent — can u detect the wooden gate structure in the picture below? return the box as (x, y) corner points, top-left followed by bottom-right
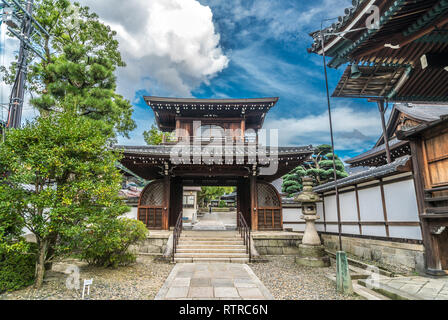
(119, 96), (314, 232)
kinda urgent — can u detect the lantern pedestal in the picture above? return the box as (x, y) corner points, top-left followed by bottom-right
(296, 244), (330, 267)
(295, 177), (330, 268)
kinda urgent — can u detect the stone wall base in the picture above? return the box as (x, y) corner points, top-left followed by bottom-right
(321, 234), (425, 273)
(129, 231), (171, 257)
(252, 232), (303, 255)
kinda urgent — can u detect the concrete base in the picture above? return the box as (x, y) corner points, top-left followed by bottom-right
(295, 244), (330, 267)
(336, 251), (353, 294)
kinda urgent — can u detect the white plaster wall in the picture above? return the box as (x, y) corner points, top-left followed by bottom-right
(319, 177), (422, 241)
(283, 207), (304, 232)
(121, 206), (138, 220)
(383, 180), (419, 222)
(362, 225), (387, 237)
(342, 225), (360, 235)
(358, 186), (384, 222)
(389, 226), (422, 240)
(324, 195), (338, 223)
(339, 191), (358, 222)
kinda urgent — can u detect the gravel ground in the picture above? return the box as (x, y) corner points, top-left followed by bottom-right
(0, 256), (173, 300)
(250, 256), (361, 300)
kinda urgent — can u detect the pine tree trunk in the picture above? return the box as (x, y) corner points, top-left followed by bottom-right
(35, 239), (48, 289)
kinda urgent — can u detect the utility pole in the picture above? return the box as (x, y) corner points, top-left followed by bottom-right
(7, 0), (33, 129)
(1, 0), (48, 130)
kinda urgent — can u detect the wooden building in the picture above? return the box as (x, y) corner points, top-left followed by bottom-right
(397, 117), (448, 274)
(117, 97), (313, 231)
(308, 0), (448, 274)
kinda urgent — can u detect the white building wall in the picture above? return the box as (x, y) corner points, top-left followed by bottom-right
(319, 177), (422, 241)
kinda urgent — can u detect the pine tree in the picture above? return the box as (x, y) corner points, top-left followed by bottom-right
(282, 145), (349, 197)
(1, 0), (136, 137)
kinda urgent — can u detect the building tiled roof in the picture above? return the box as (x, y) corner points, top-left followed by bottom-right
(346, 138), (408, 165)
(114, 145), (314, 157)
(394, 103), (448, 122)
(314, 155), (411, 193)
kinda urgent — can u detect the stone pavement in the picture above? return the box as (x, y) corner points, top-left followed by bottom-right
(155, 263), (274, 300)
(377, 276), (448, 300)
(192, 212), (237, 231)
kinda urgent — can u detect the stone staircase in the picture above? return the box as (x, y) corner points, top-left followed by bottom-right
(174, 231), (249, 263)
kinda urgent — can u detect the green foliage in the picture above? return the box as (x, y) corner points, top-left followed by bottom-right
(282, 145), (349, 197)
(143, 123), (164, 146)
(143, 123), (175, 146)
(0, 0), (135, 137)
(198, 187), (235, 207)
(77, 218), (147, 268)
(0, 111), (129, 287)
(218, 200), (226, 208)
(0, 241), (36, 293)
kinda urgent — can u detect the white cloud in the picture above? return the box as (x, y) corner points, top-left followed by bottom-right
(0, 23), (37, 124)
(264, 104), (383, 152)
(78, 0), (229, 99)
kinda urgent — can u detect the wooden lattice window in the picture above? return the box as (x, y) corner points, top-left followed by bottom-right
(256, 183), (282, 231)
(138, 181), (165, 229)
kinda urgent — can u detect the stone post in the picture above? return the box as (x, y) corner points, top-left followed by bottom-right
(294, 177), (330, 267)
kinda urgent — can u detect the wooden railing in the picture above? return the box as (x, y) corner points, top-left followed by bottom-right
(237, 212), (251, 262)
(172, 212), (183, 263)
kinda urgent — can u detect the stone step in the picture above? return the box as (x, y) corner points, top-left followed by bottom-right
(177, 244), (247, 249)
(174, 257), (249, 263)
(175, 252), (249, 258)
(353, 281), (391, 300)
(178, 241), (245, 246)
(179, 236), (243, 241)
(176, 248), (248, 254)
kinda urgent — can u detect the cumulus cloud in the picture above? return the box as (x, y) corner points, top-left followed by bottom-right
(78, 0), (229, 99)
(264, 105), (383, 152)
(0, 24), (37, 124)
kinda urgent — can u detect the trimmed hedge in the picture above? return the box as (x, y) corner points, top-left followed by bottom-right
(0, 241), (36, 293)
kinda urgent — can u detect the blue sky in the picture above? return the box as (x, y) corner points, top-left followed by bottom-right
(2, 0), (388, 161)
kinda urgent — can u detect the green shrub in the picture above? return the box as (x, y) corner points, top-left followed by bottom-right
(0, 241), (36, 293)
(79, 218), (147, 268)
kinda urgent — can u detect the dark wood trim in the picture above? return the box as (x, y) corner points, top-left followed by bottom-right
(163, 175), (170, 230)
(355, 185), (363, 235)
(321, 174), (414, 197)
(250, 175), (257, 231)
(322, 196), (327, 232)
(379, 178), (390, 237)
(410, 139), (435, 270)
(284, 221), (420, 227)
(319, 232), (424, 245)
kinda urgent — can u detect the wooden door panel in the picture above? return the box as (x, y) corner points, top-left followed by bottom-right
(138, 180), (166, 230)
(256, 183), (283, 231)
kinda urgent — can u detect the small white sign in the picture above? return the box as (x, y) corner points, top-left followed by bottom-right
(82, 279), (93, 300)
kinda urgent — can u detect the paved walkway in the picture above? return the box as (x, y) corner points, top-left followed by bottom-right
(192, 212), (237, 231)
(155, 263), (274, 300)
(378, 276), (448, 300)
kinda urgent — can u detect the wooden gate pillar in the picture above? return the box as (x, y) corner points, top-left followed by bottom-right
(163, 175), (171, 230)
(250, 175), (258, 231)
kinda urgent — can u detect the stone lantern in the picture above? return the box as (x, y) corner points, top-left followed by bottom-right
(294, 176), (330, 267)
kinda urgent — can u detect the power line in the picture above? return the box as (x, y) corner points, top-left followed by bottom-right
(1, 0), (47, 129)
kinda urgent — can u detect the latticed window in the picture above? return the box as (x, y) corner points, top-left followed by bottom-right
(183, 195), (195, 208)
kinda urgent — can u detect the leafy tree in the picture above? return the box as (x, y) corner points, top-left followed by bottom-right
(143, 123), (164, 146)
(143, 123), (175, 145)
(198, 187), (235, 207)
(0, 111), (128, 288)
(282, 145), (349, 197)
(1, 0), (136, 137)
